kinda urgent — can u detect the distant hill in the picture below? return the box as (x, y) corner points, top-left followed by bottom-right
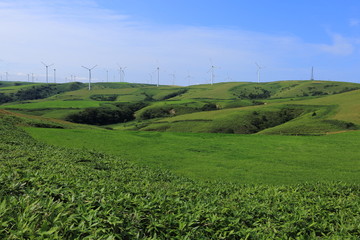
(0, 80), (359, 135)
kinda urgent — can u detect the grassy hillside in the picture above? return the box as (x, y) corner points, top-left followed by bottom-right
(1, 113), (359, 239)
(1, 80), (359, 134)
(26, 127), (360, 185)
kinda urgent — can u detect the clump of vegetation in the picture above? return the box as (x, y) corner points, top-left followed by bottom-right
(0, 117), (359, 239)
(0, 82), (84, 104)
(137, 104), (200, 120)
(90, 94), (119, 101)
(212, 107), (304, 134)
(158, 88), (188, 100)
(231, 86), (272, 99)
(200, 102), (218, 111)
(66, 101), (148, 125)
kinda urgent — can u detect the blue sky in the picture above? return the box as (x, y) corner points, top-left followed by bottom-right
(1, 0), (360, 85)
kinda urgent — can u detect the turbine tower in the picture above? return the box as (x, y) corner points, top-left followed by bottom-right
(169, 72), (176, 85)
(149, 73), (153, 84)
(41, 62), (54, 83)
(156, 66), (160, 87)
(208, 59), (219, 85)
(82, 65), (97, 90)
(310, 66), (314, 80)
(255, 62), (264, 83)
(53, 69), (56, 83)
(117, 65), (127, 82)
(186, 74), (192, 86)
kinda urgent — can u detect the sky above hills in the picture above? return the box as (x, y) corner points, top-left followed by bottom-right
(1, 0), (360, 85)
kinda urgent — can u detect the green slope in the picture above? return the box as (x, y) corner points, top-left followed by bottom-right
(1, 80), (359, 134)
(1, 116), (359, 238)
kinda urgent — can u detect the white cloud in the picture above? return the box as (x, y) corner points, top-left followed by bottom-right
(349, 18), (360, 27)
(318, 33), (355, 56)
(0, 0), (359, 84)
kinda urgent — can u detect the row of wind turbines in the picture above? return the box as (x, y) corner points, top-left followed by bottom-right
(3, 60), (316, 90)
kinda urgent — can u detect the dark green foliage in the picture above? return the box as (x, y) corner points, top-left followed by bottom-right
(90, 94), (119, 101)
(0, 118), (359, 239)
(66, 102), (148, 125)
(201, 102), (218, 111)
(0, 93), (13, 104)
(231, 86), (272, 99)
(159, 89), (188, 100)
(212, 107), (304, 134)
(0, 82), (85, 103)
(322, 120), (358, 130)
(138, 107), (171, 120)
(138, 105), (198, 120)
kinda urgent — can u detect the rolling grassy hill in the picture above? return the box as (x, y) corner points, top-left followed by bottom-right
(1, 81), (359, 238)
(0, 80), (359, 135)
(1, 113), (359, 238)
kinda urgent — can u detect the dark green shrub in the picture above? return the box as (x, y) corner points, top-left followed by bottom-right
(66, 102), (148, 125)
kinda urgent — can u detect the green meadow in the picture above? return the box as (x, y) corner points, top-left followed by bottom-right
(1, 80), (360, 238)
(25, 127), (360, 185)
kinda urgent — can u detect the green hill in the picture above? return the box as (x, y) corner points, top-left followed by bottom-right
(1, 80), (359, 135)
(1, 81), (359, 238)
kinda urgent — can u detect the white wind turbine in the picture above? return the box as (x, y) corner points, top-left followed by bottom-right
(156, 66), (160, 87)
(186, 73), (192, 86)
(41, 62), (54, 83)
(117, 64), (127, 82)
(82, 65), (97, 90)
(169, 72), (176, 85)
(208, 59), (219, 85)
(255, 62), (265, 83)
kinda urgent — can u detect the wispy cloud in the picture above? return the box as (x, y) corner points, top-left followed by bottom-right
(319, 33), (355, 56)
(0, 0), (359, 84)
(349, 18), (360, 27)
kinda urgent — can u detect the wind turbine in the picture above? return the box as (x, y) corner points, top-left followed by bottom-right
(208, 59), (219, 85)
(169, 72), (176, 85)
(149, 73), (153, 84)
(82, 65), (97, 90)
(117, 64), (127, 82)
(41, 62), (54, 83)
(225, 73), (232, 82)
(156, 66), (160, 87)
(310, 66), (314, 80)
(186, 73), (192, 86)
(255, 62), (265, 83)
(53, 69), (56, 83)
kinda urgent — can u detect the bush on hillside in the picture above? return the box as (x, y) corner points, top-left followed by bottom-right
(66, 101), (148, 125)
(0, 82), (85, 103)
(158, 89), (188, 100)
(137, 105), (199, 120)
(212, 107), (304, 134)
(90, 94), (119, 101)
(0, 93), (13, 104)
(201, 103), (218, 111)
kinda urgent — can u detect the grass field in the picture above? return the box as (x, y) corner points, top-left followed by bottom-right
(1, 94), (360, 238)
(25, 127), (360, 185)
(1, 115), (359, 238)
(0, 100), (105, 109)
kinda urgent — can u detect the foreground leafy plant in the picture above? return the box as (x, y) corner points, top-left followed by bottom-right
(0, 118), (359, 239)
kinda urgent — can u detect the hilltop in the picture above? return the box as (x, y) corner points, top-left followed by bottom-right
(0, 80), (359, 135)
